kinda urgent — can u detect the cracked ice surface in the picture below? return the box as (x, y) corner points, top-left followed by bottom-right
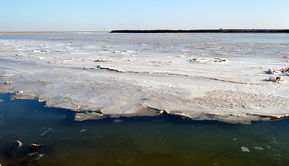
(1, 33), (289, 123)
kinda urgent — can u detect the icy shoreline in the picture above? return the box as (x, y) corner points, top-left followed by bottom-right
(1, 33), (289, 123)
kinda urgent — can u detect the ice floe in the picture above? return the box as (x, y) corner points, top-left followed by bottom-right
(241, 146), (250, 152)
(1, 33), (289, 123)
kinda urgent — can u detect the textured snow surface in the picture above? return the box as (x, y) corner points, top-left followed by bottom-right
(1, 33), (289, 123)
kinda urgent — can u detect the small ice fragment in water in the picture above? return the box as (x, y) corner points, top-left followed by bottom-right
(241, 146), (250, 152)
(113, 119), (123, 123)
(40, 128), (52, 136)
(28, 143), (44, 159)
(35, 153), (45, 160)
(15, 140), (23, 148)
(253, 146), (264, 150)
(233, 138), (237, 141)
(30, 144), (42, 153)
(80, 129), (87, 133)
(0, 99), (3, 103)
(31, 143), (41, 147)
(27, 152), (45, 161)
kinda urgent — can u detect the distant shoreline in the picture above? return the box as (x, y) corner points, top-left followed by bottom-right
(111, 29), (289, 33)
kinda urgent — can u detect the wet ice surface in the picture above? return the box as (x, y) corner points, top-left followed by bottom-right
(0, 33), (289, 123)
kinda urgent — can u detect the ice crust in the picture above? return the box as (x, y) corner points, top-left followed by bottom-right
(1, 33), (289, 123)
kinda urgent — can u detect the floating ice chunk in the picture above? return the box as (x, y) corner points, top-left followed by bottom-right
(80, 129), (87, 133)
(241, 146), (250, 152)
(34, 154), (45, 160)
(40, 128), (53, 137)
(75, 112), (104, 121)
(253, 146), (264, 150)
(113, 119), (123, 123)
(15, 140), (23, 148)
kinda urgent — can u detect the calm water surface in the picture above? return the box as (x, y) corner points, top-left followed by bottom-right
(1, 93), (289, 166)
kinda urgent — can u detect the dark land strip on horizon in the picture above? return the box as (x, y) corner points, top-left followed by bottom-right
(111, 29), (289, 33)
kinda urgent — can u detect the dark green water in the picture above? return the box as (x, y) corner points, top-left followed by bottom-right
(0, 93), (289, 166)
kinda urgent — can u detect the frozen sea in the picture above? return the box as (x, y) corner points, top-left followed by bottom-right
(0, 33), (289, 166)
(1, 33), (289, 123)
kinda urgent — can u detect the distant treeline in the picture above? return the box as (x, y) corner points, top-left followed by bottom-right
(111, 29), (289, 33)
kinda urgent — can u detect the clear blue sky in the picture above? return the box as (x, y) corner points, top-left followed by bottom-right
(0, 0), (288, 31)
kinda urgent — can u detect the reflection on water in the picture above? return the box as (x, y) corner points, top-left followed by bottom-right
(0, 93), (289, 166)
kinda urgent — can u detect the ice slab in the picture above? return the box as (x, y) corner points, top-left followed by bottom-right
(1, 33), (289, 123)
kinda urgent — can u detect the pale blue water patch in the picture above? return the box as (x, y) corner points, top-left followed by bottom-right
(1, 93), (289, 166)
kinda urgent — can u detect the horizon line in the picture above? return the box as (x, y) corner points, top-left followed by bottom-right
(1, 29), (289, 34)
(111, 29), (289, 33)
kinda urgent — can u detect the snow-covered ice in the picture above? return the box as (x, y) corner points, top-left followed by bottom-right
(1, 33), (289, 123)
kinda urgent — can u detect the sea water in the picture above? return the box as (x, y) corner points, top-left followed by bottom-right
(1, 93), (289, 166)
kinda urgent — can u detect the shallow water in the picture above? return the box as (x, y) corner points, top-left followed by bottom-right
(1, 93), (289, 166)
